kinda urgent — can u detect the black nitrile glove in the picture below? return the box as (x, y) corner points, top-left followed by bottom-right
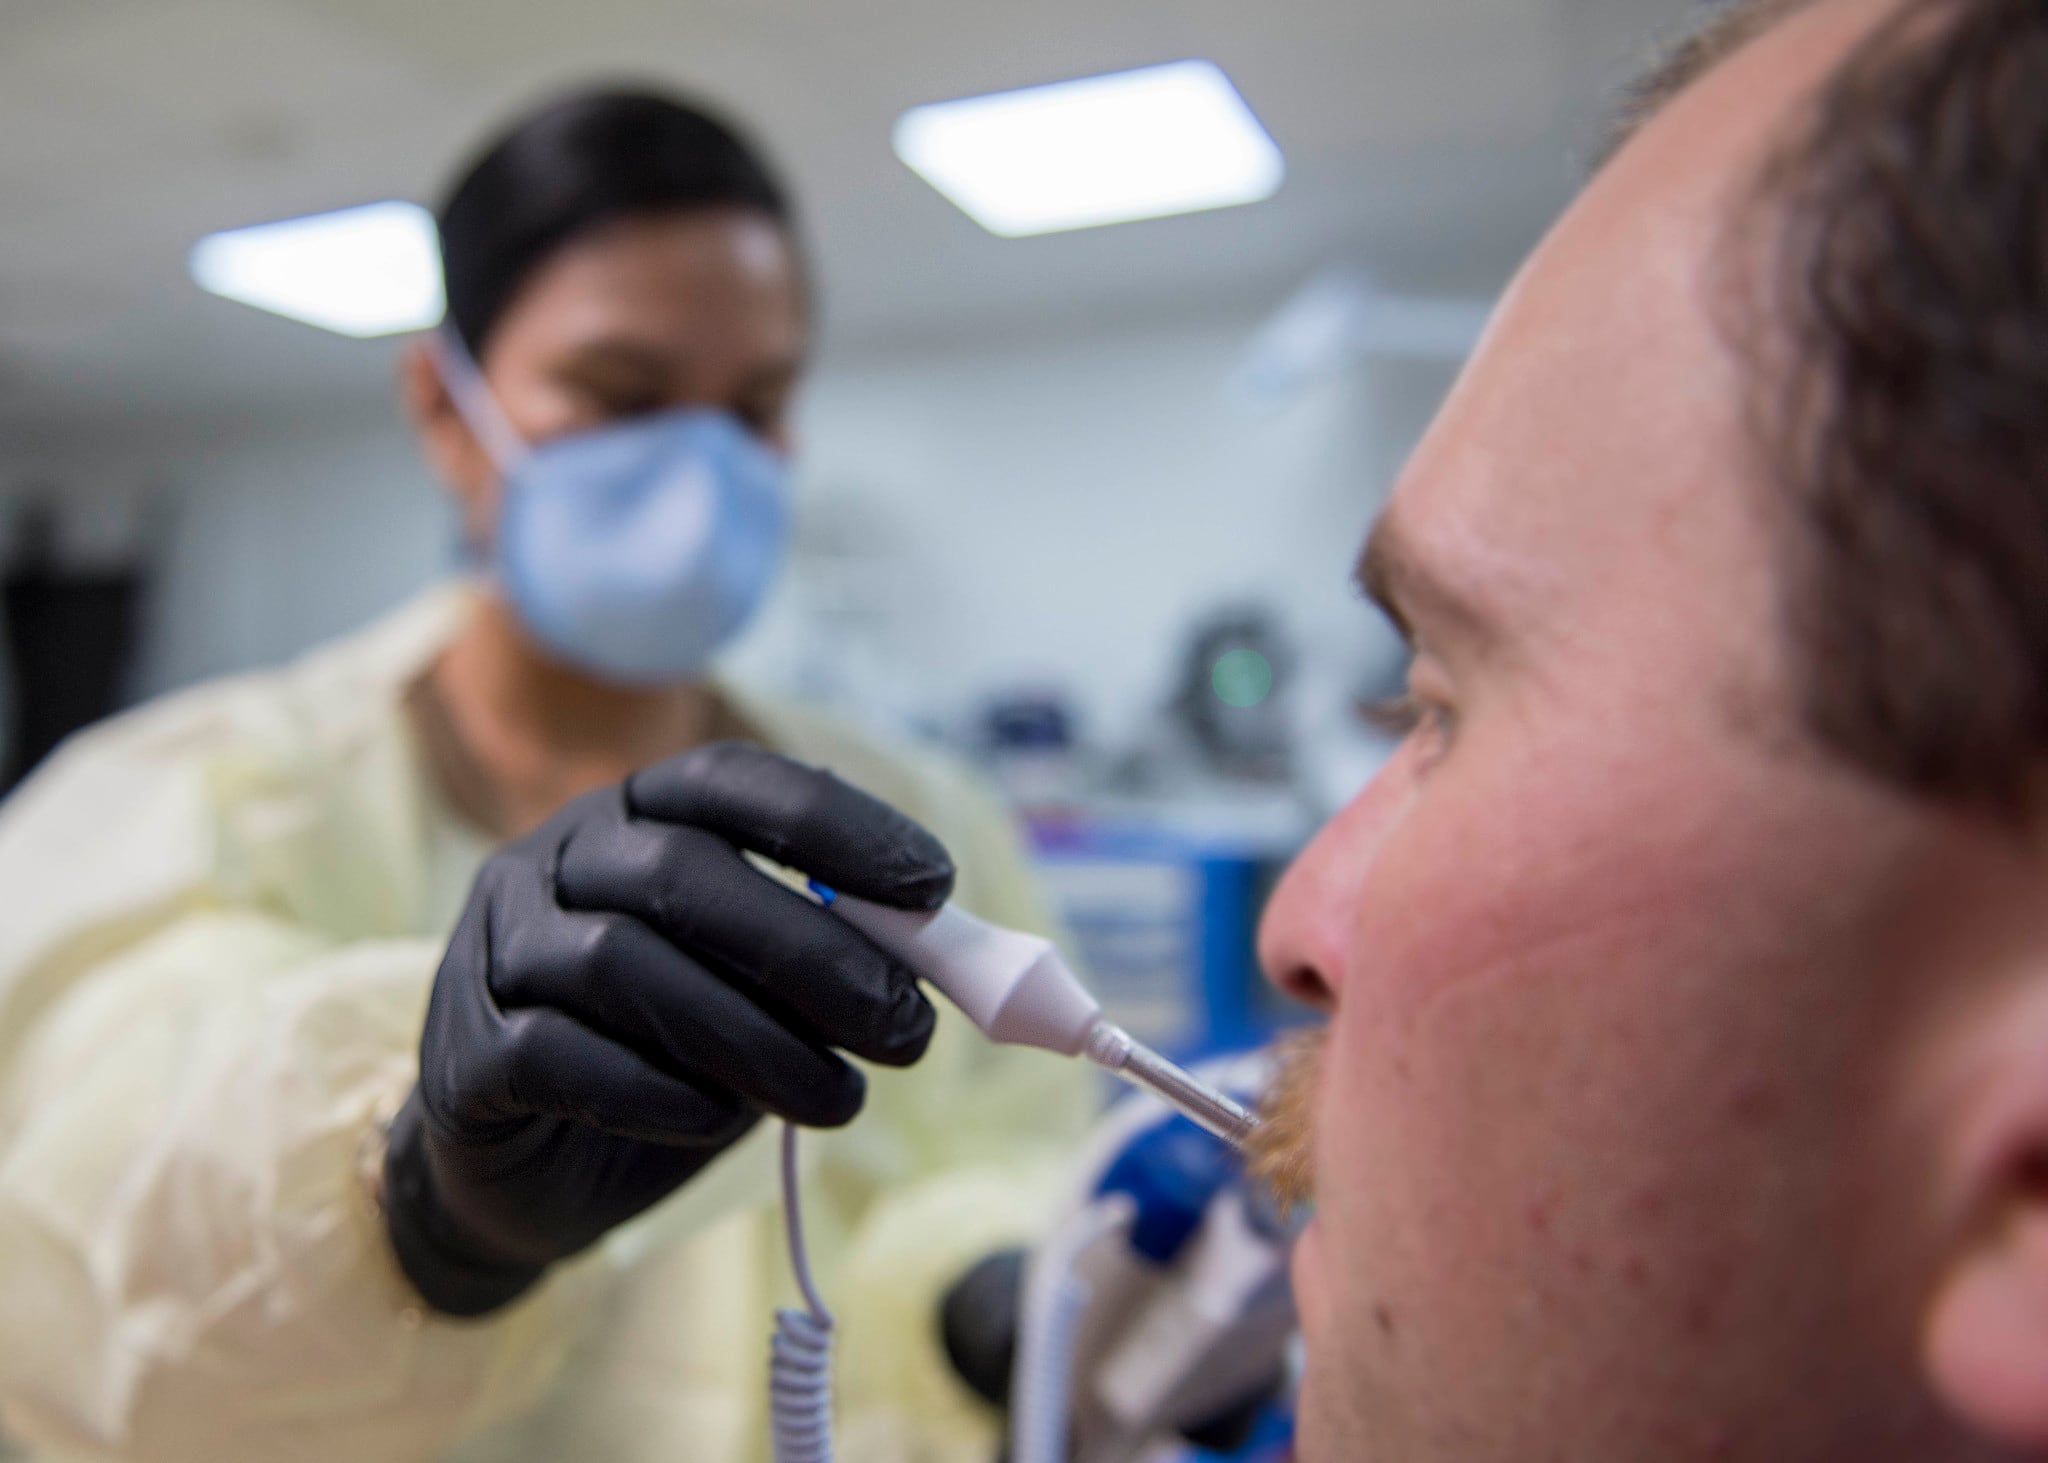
(383, 741), (952, 1316)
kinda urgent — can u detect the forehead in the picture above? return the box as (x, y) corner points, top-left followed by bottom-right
(1375, 1), (1884, 646)
(490, 209), (803, 354)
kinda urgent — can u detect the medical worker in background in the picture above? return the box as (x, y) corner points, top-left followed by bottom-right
(0, 88), (1086, 1463)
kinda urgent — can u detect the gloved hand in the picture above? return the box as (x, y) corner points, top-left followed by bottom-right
(382, 741), (951, 1316)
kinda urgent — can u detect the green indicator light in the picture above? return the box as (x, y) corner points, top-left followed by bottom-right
(1211, 648), (1274, 708)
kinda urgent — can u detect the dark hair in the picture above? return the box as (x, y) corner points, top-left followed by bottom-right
(1596, 0), (1811, 170)
(436, 87), (794, 356)
(1736, 1), (2048, 816)
(1622, 1), (2048, 817)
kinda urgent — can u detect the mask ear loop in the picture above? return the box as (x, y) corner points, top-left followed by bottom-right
(426, 327), (531, 475)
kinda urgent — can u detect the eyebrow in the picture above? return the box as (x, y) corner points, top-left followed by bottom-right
(560, 335), (803, 398)
(557, 336), (683, 383)
(1354, 515), (1482, 644)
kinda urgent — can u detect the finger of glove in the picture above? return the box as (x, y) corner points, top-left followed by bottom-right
(422, 839), (757, 1147)
(486, 1006), (754, 1147)
(626, 741), (954, 910)
(491, 905), (870, 1127)
(555, 818), (937, 1067)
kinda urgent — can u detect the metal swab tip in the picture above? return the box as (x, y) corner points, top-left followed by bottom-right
(1083, 1023), (1262, 1148)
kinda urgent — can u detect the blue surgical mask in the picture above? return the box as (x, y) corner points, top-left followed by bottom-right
(433, 332), (791, 685)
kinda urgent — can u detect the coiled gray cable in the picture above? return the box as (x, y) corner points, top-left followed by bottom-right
(771, 1123), (836, 1463)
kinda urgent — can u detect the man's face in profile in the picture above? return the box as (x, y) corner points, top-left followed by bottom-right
(1255, 2), (2048, 1459)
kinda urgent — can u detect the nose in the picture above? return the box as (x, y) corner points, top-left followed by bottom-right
(1257, 760), (1408, 1012)
(1258, 823), (1345, 1012)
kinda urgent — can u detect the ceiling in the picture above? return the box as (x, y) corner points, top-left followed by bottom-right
(0, 0), (1699, 430)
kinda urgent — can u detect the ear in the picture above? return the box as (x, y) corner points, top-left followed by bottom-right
(1924, 982), (2048, 1446)
(398, 337), (497, 550)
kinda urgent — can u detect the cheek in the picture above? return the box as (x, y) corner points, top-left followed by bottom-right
(1307, 708), (1901, 1383)
(1346, 707), (1809, 1039)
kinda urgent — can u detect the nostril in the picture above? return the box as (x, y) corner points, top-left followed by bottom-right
(1275, 962), (1335, 1012)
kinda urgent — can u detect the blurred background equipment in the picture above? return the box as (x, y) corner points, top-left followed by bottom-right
(1, 498), (152, 791)
(1163, 605), (1298, 785)
(942, 1052), (1298, 1463)
(1231, 268), (1493, 408)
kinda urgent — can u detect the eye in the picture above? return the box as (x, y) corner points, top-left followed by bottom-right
(551, 358), (670, 425)
(1357, 691), (1455, 769)
(1358, 691), (1422, 737)
(584, 385), (665, 421)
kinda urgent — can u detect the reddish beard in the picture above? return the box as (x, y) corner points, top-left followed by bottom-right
(1248, 1027), (1324, 1214)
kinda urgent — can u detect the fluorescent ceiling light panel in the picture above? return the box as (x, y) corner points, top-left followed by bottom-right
(190, 200), (444, 337)
(894, 60), (1284, 237)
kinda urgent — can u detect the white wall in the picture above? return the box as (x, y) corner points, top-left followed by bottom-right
(3, 406), (449, 701)
(738, 319), (1436, 746)
(3, 315), (1452, 758)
